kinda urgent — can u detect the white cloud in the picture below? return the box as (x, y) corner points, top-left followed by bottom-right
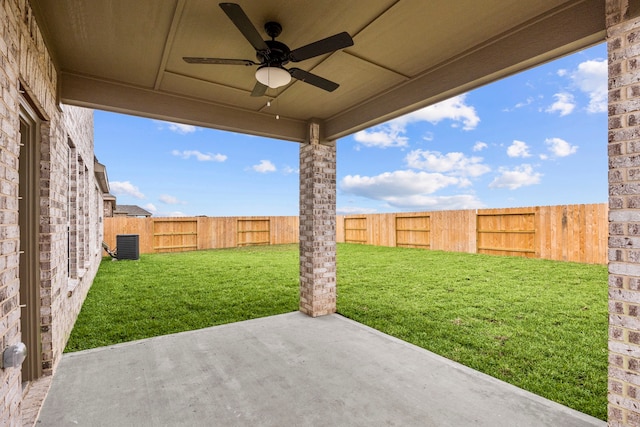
(507, 140), (531, 158)
(336, 206), (378, 215)
(473, 142), (488, 152)
(340, 170), (482, 210)
(282, 165), (299, 175)
(405, 149), (490, 178)
(143, 203), (157, 213)
(422, 132), (435, 142)
(489, 165), (542, 190)
(571, 59), (607, 113)
(172, 150), (227, 162)
(546, 92), (575, 116)
(353, 94), (480, 148)
(381, 194), (484, 210)
(169, 123), (197, 134)
(545, 137), (578, 157)
(354, 129), (408, 148)
(253, 160), (277, 173)
(503, 97), (535, 112)
(551, 59), (606, 115)
(110, 181), (144, 199)
(168, 211), (188, 217)
(397, 95), (480, 130)
(341, 170), (461, 199)
(154, 120), (197, 134)
(159, 194), (186, 205)
(515, 97), (534, 108)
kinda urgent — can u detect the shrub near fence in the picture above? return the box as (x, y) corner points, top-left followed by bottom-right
(103, 204), (608, 264)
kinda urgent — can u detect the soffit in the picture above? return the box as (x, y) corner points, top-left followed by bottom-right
(32, 0), (605, 142)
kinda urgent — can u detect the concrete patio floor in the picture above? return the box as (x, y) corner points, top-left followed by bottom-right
(37, 312), (605, 426)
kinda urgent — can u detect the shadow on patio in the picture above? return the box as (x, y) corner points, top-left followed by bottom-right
(36, 312), (604, 426)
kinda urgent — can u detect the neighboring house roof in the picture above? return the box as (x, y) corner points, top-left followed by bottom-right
(93, 158), (110, 193)
(113, 205), (153, 217)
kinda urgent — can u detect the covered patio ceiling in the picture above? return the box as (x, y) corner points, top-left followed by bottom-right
(32, 0), (605, 143)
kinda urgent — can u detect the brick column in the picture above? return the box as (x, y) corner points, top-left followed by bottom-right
(608, 1), (640, 424)
(299, 121), (336, 317)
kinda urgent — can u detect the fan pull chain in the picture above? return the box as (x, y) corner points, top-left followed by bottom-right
(270, 72), (279, 119)
(266, 95), (280, 120)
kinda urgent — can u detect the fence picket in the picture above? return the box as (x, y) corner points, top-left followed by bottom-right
(103, 203), (608, 264)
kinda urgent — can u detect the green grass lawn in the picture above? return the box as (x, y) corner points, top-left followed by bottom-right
(337, 244), (608, 421)
(66, 243), (607, 420)
(65, 245), (299, 351)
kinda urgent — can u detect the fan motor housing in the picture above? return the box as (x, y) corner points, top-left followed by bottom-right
(257, 40), (290, 66)
(264, 21), (282, 38)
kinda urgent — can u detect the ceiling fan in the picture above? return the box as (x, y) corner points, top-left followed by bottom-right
(183, 2), (354, 97)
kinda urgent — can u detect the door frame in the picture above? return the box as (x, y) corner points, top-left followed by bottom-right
(18, 98), (42, 382)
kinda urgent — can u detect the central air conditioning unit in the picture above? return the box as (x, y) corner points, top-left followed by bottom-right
(116, 234), (139, 260)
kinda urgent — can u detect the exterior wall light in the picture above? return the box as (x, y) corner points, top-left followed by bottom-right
(255, 66), (291, 89)
(1, 342), (27, 369)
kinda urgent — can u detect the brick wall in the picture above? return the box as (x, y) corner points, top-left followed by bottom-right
(0, 0), (103, 424)
(0, 1), (29, 424)
(299, 122), (337, 317)
(607, 0), (640, 425)
(46, 106), (100, 378)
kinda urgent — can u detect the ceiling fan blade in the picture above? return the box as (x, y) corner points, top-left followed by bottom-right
(251, 81), (268, 97)
(289, 32), (353, 62)
(183, 57), (257, 66)
(289, 68), (339, 92)
(219, 3), (269, 52)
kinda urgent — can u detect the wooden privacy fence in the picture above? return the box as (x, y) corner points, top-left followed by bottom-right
(336, 204), (608, 264)
(338, 208), (477, 253)
(104, 204), (608, 264)
(103, 216), (299, 254)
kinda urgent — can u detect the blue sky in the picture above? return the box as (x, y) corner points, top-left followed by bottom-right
(95, 43), (607, 217)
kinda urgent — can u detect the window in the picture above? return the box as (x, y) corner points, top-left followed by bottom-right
(67, 140), (78, 278)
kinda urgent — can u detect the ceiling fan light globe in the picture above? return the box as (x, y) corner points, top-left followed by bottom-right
(255, 66), (291, 88)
